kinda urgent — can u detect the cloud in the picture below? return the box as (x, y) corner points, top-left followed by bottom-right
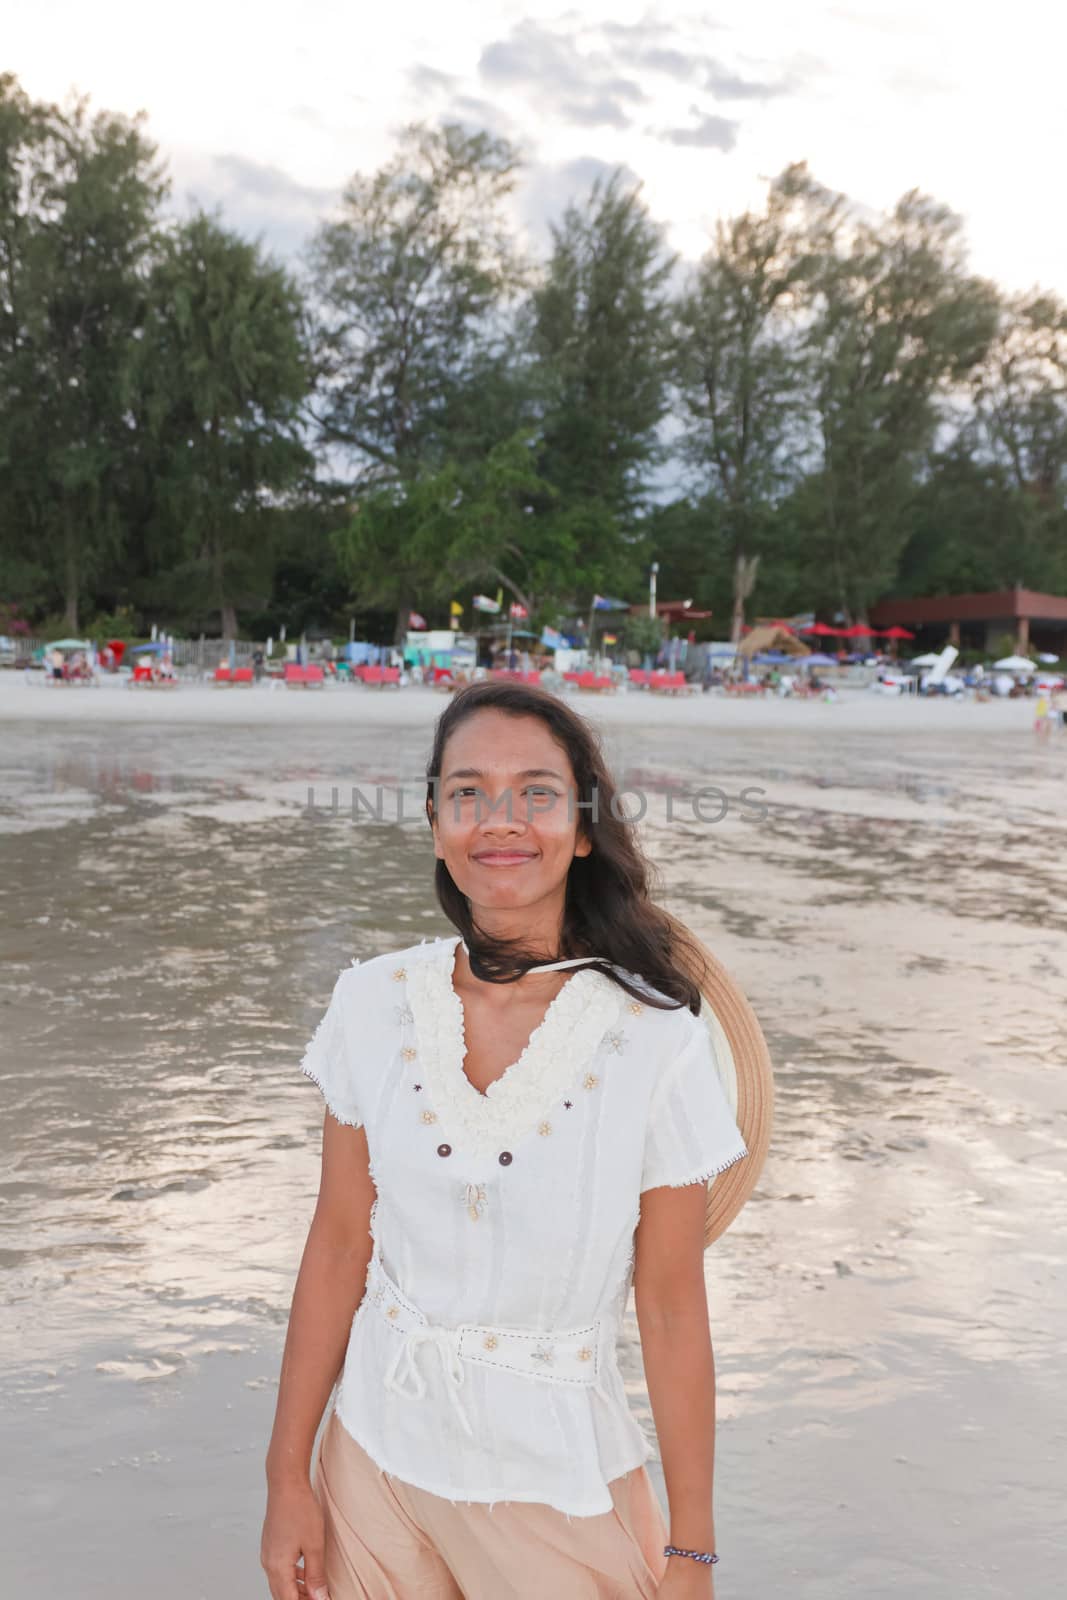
(562, 95), (637, 130)
(660, 113), (739, 151)
(599, 16), (791, 99)
(479, 20), (643, 130)
(410, 63), (459, 96)
(703, 63), (789, 100)
(515, 155), (642, 250)
(476, 16), (791, 139)
(168, 151), (336, 260)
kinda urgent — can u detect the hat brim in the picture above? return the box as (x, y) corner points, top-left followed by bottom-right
(667, 916), (774, 1247)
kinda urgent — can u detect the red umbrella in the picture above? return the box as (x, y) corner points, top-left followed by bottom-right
(839, 623), (874, 637)
(800, 621), (842, 637)
(878, 625), (915, 640)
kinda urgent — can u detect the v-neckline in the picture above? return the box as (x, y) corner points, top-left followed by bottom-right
(405, 935), (623, 1157)
(447, 936), (586, 1101)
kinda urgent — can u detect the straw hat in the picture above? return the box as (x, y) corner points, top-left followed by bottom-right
(666, 915), (774, 1248)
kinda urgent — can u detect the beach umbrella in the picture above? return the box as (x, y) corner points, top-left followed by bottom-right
(47, 637), (90, 650)
(992, 654), (1036, 671)
(838, 623), (874, 637)
(879, 625), (915, 640)
(1036, 651), (1060, 664)
(799, 621), (842, 637)
(130, 641), (166, 653)
(802, 652), (837, 666)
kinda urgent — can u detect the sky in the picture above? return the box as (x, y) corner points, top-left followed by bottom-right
(7, 0), (1066, 295)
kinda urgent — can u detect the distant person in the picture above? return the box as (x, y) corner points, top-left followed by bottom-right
(252, 648), (265, 683)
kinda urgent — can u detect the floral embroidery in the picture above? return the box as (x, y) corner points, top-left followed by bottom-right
(391, 967), (407, 982)
(538, 1121), (552, 1137)
(465, 1182), (488, 1221)
(402, 1046), (417, 1061)
(577, 1347), (593, 1362)
(420, 1109), (438, 1125)
(583, 1073), (599, 1091)
(394, 1003), (414, 1025)
(483, 1334), (498, 1351)
(603, 1029), (627, 1054)
(531, 1346), (555, 1365)
(628, 1000), (644, 1015)
(405, 936), (622, 1159)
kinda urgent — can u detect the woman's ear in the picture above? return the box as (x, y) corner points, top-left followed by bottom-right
(428, 807), (446, 861)
(573, 831), (593, 859)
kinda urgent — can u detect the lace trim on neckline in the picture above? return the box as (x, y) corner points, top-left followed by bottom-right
(406, 936), (622, 1156)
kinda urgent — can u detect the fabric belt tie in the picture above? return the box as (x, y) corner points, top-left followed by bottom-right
(383, 1323), (475, 1438)
(367, 1253), (611, 1433)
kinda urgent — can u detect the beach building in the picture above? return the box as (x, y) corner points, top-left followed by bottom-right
(868, 586), (1067, 657)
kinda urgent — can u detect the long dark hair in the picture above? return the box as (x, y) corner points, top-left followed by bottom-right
(424, 679), (705, 1013)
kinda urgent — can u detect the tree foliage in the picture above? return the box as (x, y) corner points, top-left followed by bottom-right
(135, 213), (312, 637)
(2, 73), (1066, 644)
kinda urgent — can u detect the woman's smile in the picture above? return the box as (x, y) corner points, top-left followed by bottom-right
(471, 848), (539, 866)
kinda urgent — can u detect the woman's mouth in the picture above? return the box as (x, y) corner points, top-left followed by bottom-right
(472, 850), (538, 866)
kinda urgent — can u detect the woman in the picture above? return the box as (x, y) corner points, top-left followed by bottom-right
(261, 681), (749, 1599)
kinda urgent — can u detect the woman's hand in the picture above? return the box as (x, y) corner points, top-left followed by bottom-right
(656, 1559), (716, 1598)
(260, 1476), (330, 1600)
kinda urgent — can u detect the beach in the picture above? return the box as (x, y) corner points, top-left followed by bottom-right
(1, 676), (1064, 1599)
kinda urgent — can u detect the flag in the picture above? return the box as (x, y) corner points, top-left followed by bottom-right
(494, 587), (503, 610)
(409, 611), (427, 629)
(540, 625), (564, 650)
(602, 633), (617, 645)
(592, 593), (629, 610)
(509, 602), (527, 620)
(472, 594), (500, 613)
(450, 600), (463, 616)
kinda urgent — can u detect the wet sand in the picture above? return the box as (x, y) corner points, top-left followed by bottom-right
(1, 677), (1064, 1598)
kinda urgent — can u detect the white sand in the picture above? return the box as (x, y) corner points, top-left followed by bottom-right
(0, 672), (1037, 734)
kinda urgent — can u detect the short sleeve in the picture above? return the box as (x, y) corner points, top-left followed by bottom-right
(640, 1017), (748, 1193)
(299, 968), (363, 1128)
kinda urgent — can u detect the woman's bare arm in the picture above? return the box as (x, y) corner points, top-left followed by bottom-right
(265, 1112), (376, 1486)
(634, 1182), (718, 1564)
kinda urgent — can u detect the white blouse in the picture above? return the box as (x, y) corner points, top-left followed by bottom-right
(299, 932), (748, 1517)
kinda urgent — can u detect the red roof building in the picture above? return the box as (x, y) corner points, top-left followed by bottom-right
(868, 587), (1067, 655)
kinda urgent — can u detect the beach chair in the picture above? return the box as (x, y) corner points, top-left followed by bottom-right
(629, 669), (650, 688)
(362, 665), (384, 687)
(212, 666), (232, 687)
(382, 667), (401, 687)
(232, 667), (254, 687)
(304, 665), (325, 688)
(284, 664), (307, 688)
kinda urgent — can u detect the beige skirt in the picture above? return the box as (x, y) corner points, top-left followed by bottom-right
(312, 1408), (669, 1599)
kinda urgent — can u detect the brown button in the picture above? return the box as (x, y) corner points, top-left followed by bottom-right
(498, 1151), (513, 1166)
(437, 1143), (452, 1158)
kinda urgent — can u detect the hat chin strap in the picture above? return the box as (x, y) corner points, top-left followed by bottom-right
(524, 955), (600, 974)
(461, 939), (599, 976)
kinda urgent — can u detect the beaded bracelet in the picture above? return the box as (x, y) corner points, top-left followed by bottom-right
(664, 1544), (719, 1566)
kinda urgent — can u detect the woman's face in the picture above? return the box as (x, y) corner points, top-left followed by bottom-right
(431, 710), (591, 922)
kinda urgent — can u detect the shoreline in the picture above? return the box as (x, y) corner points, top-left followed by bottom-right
(0, 674), (1038, 734)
